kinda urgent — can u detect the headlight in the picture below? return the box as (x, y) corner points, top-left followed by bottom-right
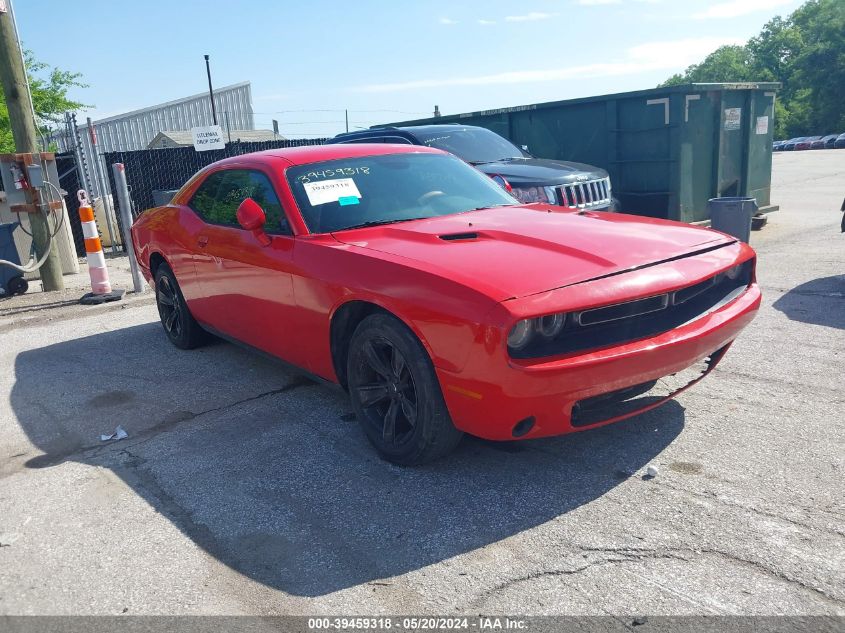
(536, 313), (565, 337)
(724, 264), (742, 280)
(508, 312), (568, 352)
(508, 320), (534, 350)
(511, 186), (557, 204)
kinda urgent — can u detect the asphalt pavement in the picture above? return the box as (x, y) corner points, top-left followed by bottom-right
(0, 150), (842, 616)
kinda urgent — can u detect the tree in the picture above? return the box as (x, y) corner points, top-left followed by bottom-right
(0, 51), (87, 152)
(658, 0), (845, 138)
(660, 45), (755, 87)
(788, 0), (845, 132)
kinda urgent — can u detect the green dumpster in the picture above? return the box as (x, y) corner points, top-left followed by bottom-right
(388, 82), (780, 223)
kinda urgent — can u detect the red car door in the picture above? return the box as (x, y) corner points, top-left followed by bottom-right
(187, 167), (302, 366)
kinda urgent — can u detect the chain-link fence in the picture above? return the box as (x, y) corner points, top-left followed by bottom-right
(102, 138), (327, 249)
(56, 152), (86, 257)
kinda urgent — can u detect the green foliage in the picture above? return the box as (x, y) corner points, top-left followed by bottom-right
(0, 51), (88, 152)
(659, 0), (845, 138)
(662, 45), (756, 85)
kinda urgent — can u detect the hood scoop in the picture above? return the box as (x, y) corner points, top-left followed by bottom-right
(439, 232), (479, 241)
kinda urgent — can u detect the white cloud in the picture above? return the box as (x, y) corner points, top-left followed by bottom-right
(478, 19), (497, 25)
(626, 36), (744, 62)
(352, 36), (743, 93)
(504, 12), (556, 22)
(439, 17), (458, 25)
(694, 0), (792, 19)
(577, 0), (622, 5)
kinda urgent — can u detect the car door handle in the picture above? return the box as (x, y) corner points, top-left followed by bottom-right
(197, 236), (209, 248)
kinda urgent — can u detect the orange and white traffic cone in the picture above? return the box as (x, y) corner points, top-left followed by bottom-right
(78, 190), (124, 304)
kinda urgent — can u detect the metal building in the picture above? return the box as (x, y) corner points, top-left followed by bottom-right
(60, 81), (254, 197)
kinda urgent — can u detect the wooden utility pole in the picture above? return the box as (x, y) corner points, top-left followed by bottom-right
(0, 2), (64, 291)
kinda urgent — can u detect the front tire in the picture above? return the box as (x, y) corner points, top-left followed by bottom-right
(154, 263), (207, 349)
(347, 313), (463, 465)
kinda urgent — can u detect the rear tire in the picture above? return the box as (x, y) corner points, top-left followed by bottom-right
(347, 313), (463, 465)
(154, 263), (207, 349)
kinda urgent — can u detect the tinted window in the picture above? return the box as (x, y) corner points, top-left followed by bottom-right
(190, 169), (290, 234)
(286, 152), (518, 233)
(412, 127), (528, 163)
(189, 171), (226, 220)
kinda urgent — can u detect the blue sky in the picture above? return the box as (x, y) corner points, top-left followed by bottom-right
(17, 0), (802, 138)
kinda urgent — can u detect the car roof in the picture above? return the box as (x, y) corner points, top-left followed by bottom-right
(396, 124), (484, 134)
(331, 123), (486, 142)
(209, 143), (445, 168)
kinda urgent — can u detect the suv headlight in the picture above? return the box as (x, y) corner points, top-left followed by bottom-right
(511, 186), (557, 204)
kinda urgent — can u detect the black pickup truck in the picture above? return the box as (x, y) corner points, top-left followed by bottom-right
(326, 124), (616, 211)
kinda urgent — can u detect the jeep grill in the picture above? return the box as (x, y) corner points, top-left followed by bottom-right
(557, 177), (612, 209)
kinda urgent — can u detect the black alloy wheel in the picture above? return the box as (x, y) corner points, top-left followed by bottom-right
(347, 313), (463, 465)
(355, 336), (419, 446)
(154, 263), (207, 349)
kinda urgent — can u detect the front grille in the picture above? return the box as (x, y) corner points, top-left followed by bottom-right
(570, 347), (727, 427)
(558, 177), (612, 209)
(510, 259), (753, 360)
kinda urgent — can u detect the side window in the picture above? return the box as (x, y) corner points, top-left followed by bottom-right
(243, 171), (290, 235)
(191, 169), (291, 235)
(189, 171), (227, 221)
(384, 136), (413, 145)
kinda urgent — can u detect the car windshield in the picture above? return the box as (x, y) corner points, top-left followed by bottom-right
(412, 127), (528, 164)
(286, 152), (519, 233)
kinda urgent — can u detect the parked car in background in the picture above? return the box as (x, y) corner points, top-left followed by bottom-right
(795, 136), (822, 150)
(131, 144), (760, 464)
(835, 133), (845, 149)
(327, 124), (616, 211)
(783, 137), (805, 151)
(812, 135), (838, 149)
(773, 141), (785, 151)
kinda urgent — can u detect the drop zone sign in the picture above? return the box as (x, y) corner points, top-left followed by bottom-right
(192, 125), (226, 151)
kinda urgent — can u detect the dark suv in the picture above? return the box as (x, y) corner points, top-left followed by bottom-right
(326, 124), (616, 211)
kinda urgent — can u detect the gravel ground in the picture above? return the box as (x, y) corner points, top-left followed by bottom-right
(0, 150), (842, 617)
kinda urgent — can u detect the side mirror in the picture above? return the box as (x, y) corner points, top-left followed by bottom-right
(237, 198), (271, 246)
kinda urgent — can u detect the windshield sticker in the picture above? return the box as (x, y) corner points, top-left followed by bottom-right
(297, 166), (370, 184)
(303, 178), (362, 206)
(338, 196), (360, 206)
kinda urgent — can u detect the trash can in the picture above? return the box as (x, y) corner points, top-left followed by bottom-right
(0, 221), (28, 296)
(708, 196), (756, 243)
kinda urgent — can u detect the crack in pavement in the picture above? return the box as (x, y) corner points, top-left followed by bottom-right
(469, 548), (692, 609)
(696, 548), (845, 607)
(652, 478), (845, 539)
(471, 544), (844, 611)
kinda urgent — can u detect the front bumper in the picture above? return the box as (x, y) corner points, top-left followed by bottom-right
(436, 281), (761, 441)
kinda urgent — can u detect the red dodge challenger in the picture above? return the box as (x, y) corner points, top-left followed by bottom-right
(131, 144), (760, 464)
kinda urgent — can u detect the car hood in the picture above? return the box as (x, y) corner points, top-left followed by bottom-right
(333, 206), (733, 301)
(474, 158), (607, 186)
